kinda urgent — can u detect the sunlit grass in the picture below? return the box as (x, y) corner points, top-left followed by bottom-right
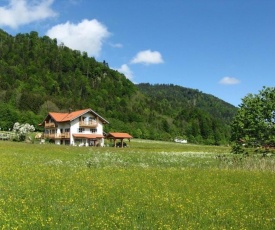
(0, 140), (274, 229)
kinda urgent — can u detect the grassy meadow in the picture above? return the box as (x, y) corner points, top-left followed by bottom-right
(0, 139), (274, 229)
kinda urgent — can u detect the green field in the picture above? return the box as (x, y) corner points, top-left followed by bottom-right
(0, 140), (274, 229)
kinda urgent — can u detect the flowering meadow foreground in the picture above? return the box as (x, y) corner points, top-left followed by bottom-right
(0, 140), (274, 229)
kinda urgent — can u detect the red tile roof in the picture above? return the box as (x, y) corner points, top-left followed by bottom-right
(49, 109), (91, 122)
(107, 132), (133, 139)
(42, 108), (109, 124)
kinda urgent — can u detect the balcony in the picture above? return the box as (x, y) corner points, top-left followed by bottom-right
(79, 121), (98, 128)
(45, 122), (56, 128)
(43, 132), (70, 139)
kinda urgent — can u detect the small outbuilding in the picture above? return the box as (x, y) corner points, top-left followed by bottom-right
(106, 132), (133, 148)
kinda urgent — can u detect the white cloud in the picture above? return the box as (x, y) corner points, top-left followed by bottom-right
(46, 19), (110, 57)
(110, 43), (123, 48)
(0, 0), (57, 28)
(131, 50), (164, 65)
(117, 64), (133, 81)
(219, 76), (240, 85)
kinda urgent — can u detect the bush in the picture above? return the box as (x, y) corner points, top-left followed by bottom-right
(13, 122), (35, 141)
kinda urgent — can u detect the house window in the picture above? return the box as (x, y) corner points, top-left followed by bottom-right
(89, 117), (96, 121)
(90, 128), (97, 133)
(65, 128), (70, 132)
(79, 128), (85, 133)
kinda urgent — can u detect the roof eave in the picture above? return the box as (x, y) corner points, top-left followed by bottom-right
(70, 108), (109, 124)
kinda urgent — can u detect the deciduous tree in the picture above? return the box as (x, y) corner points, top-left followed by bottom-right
(231, 86), (275, 154)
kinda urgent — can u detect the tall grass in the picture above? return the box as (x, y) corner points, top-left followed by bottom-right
(0, 140), (274, 229)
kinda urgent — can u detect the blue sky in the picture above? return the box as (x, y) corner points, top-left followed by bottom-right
(0, 0), (274, 107)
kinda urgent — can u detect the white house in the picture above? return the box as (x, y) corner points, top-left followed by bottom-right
(174, 138), (188, 144)
(40, 108), (109, 146)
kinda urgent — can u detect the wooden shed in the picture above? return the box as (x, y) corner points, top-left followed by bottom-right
(106, 132), (133, 148)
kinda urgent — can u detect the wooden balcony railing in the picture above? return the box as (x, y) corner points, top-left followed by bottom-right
(45, 122), (56, 128)
(79, 121), (98, 128)
(43, 132), (70, 139)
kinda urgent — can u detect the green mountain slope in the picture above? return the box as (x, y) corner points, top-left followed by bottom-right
(0, 29), (237, 144)
(137, 83), (236, 124)
(136, 83), (237, 144)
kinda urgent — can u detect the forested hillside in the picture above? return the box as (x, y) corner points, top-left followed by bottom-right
(137, 83), (236, 124)
(0, 29), (237, 144)
(136, 83), (237, 144)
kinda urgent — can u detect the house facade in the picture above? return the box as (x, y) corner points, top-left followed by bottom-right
(40, 108), (109, 146)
